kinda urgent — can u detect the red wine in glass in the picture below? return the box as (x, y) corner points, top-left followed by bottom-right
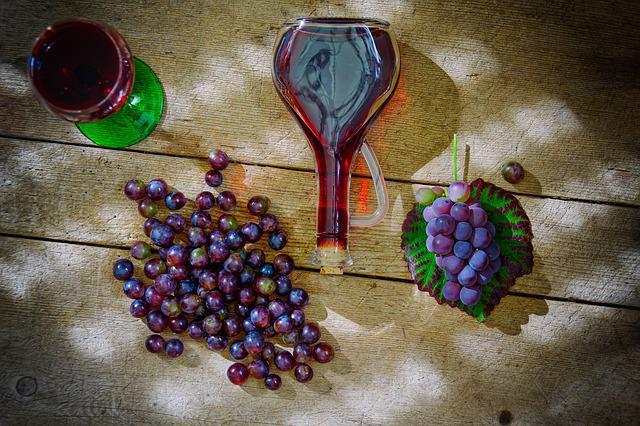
(273, 18), (400, 269)
(28, 19), (163, 147)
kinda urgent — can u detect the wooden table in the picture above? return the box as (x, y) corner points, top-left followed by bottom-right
(1, 1), (639, 424)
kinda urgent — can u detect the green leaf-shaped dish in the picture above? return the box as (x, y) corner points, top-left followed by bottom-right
(401, 178), (534, 321)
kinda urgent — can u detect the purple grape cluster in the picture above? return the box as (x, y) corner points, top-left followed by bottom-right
(117, 149), (334, 390)
(420, 181), (501, 306)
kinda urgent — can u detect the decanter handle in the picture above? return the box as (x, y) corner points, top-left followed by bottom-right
(351, 139), (389, 228)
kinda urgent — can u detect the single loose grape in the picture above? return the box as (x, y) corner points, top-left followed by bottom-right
(247, 195), (271, 215)
(224, 316), (243, 337)
(143, 217), (160, 237)
(264, 374), (282, 390)
(129, 299), (149, 318)
(188, 321), (206, 340)
(174, 279), (196, 298)
(268, 230), (288, 250)
(259, 214), (278, 233)
(205, 169), (223, 187)
(191, 210), (212, 228)
(208, 241), (229, 263)
(189, 247), (208, 268)
(145, 334), (165, 353)
(248, 359), (270, 379)
(501, 161), (524, 184)
(150, 224), (175, 248)
(224, 252), (244, 274)
(209, 149), (229, 170)
(273, 253), (295, 275)
(168, 315), (189, 333)
(146, 179), (169, 201)
(130, 241), (151, 260)
(180, 293), (202, 315)
(218, 214), (239, 232)
(293, 343), (313, 363)
(246, 249), (265, 268)
(138, 198), (159, 218)
(154, 273), (177, 295)
(205, 290), (224, 312)
(146, 310), (168, 332)
(259, 263), (275, 278)
(301, 322), (321, 344)
(124, 179), (146, 200)
(274, 315), (294, 334)
(229, 340), (248, 360)
(113, 259), (134, 281)
(240, 222), (262, 243)
(289, 288), (309, 308)
(123, 279), (145, 299)
(165, 191), (187, 210)
(225, 229), (245, 250)
(281, 329), (300, 346)
(144, 285), (164, 308)
(275, 275), (292, 295)
(290, 309), (305, 327)
(165, 338), (184, 358)
(294, 364), (314, 383)
(261, 342), (276, 362)
(217, 191), (237, 211)
(244, 330), (266, 355)
(235, 303), (251, 318)
(312, 342), (334, 363)
(274, 350), (295, 371)
(218, 271), (239, 294)
(206, 334), (228, 351)
(239, 266), (256, 287)
(161, 296), (181, 318)
(268, 299), (288, 318)
(195, 191), (216, 210)
(250, 305), (271, 328)
(255, 277), (276, 296)
(168, 265), (189, 281)
(165, 213), (186, 233)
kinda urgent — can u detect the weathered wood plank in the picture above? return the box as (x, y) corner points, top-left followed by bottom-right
(0, 137), (638, 307)
(0, 237), (638, 424)
(0, 0), (638, 204)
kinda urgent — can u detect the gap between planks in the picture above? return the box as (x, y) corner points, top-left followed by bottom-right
(0, 133), (637, 210)
(1, 231), (638, 312)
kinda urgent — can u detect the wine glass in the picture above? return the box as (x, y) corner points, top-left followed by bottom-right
(28, 19), (164, 148)
(272, 18), (400, 271)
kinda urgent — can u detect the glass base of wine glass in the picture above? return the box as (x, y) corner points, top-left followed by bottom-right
(76, 57), (163, 148)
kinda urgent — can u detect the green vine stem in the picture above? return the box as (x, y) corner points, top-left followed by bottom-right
(452, 133), (458, 181)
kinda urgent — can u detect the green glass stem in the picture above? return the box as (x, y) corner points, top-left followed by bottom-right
(77, 57), (164, 148)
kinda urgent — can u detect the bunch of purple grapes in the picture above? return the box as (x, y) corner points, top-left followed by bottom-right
(417, 181), (501, 306)
(114, 149), (334, 390)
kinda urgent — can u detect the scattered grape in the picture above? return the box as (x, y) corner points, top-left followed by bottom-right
(113, 259), (134, 281)
(188, 321), (206, 340)
(229, 340), (248, 360)
(150, 224), (175, 248)
(268, 229), (288, 250)
(289, 288), (308, 308)
(165, 191), (187, 210)
(146, 310), (168, 332)
(217, 191), (237, 211)
(294, 364), (314, 383)
(274, 350), (295, 371)
(146, 179), (169, 201)
(209, 149), (229, 170)
(247, 195), (271, 215)
(205, 169), (223, 187)
(143, 217), (160, 237)
(191, 210), (212, 228)
(240, 222), (262, 243)
(124, 179), (146, 200)
(218, 214), (238, 232)
(168, 315), (189, 333)
(244, 330), (266, 355)
(130, 299), (149, 318)
(165, 338), (184, 358)
(123, 279), (145, 299)
(501, 161), (524, 184)
(248, 359), (269, 379)
(130, 241), (151, 260)
(312, 342), (334, 363)
(145, 334), (165, 353)
(301, 322), (321, 344)
(259, 214), (278, 233)
(275, 275), (292, 295)
(206, 334), (228, 351)
(264, 374), (282, 390)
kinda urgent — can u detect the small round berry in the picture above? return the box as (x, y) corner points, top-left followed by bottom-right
(264, 374), (282, 390)
(205, 169), (223, 187)
(165, 338), (184, 358)
(124, 179), (146, 200)
(113, 259), (134, 281)
(145, 334), (165, 353)
(209, 149), (229, 170)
